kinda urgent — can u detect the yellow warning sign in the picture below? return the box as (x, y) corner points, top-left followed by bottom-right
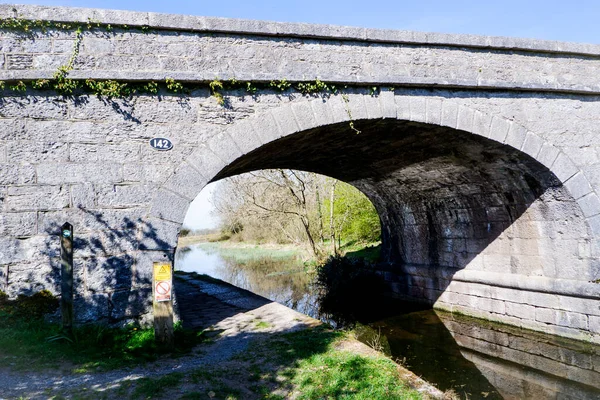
(153, 262), (172, 282)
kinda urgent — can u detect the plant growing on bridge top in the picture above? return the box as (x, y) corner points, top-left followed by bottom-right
(209, 78), (225, 105)
(269, 79), (292, 92)
(141, 81), (159, 94)
(85, 79), (131, 98)
(295, 79), (330, 94)
(9, 81), (26, 92)
(165, 77), (185, 94)
(341, 93), (361, 134)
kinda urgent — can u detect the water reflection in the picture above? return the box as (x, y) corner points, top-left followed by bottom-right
(371, 310), (600, 399)
(176, 243), (320, 318)
(175, 243), (600, 399)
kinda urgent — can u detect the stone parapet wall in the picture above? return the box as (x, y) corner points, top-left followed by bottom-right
(3, 5), (600, 93)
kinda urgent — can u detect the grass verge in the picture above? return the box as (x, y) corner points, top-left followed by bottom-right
(29, 325), (424, 399)
(0, 291), (206, 372)
(236, 326), (423, 399)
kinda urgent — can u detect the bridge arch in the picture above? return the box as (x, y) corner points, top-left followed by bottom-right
(151, 93), (598, 243)
(2, 4), (600, 342)
(146, 93), (600, 342)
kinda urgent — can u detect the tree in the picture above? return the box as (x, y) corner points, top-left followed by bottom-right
(211, 169), (381, 259)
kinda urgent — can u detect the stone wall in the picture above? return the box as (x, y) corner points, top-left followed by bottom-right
(0, 5), (599, 341)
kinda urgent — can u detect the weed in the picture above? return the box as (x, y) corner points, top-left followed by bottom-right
(132, 372), (183, 399)
(255, 320), (272, 329)
(0, 293), (206, 371)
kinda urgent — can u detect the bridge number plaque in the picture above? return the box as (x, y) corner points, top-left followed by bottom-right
(153, 262), (172, 302)
(149, 137), (173, 151)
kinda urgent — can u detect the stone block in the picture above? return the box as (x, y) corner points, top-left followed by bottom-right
(425, 97), (443, 125)
(71, 183), (95, 209)
(587, 214), (600, 237)
(363, 94), (383, 120)
(344, 93), (368, 121)
(505, 302), (536, 320)
(249, 109), (281, 144)
(205, 132), (243, 165)
(5, 258), (82, 297)
(488, 117), (511, 143)
(577, 193), (600, 218)
(308, 97), (334, 127)
(0, 164), (36, 185)
(471, 110), (493, 138)
(536, 308), (588, 330)
(537, 143), (561, 169)
(5, 185), (70, 212)
(38, 207), (145, 235)
(74, 294), (110, 323)
(456, 105), (475, 133)
(326, 94), (351, 124)
(96, 184), (154, 207)
(378, 89), (396, 119)
(291, 101), (318, 131)
(564, 172), (593, 200)
(86, 255), (135, 293)
(552, 152), (579, 183)
(409, 96), (426, 123)
(393, 93), (411, 121)
(440, 100), (459, 129)
(227, 121), (263, 155)
(8, 141), (69, 163)
(138, 218), (179, 251)
(504, 124), (527, 150)
(590, 316), (600, 334)
(0, 212), (37, 236)
(270, 105), (301, 138)
(162, 164), (207, 202)
(110, 287), (153, 321)
(149, 189), (189, 224)
(185, 146), (227, 182)
(6, 54), (33, 69)
(69, 142), (140, 163)
(524, 291), (560, 309)
(521, 132), (544, 158)
(37, 163), (123, 185)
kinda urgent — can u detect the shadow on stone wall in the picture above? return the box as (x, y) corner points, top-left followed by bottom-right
(25, 207), (174, 325)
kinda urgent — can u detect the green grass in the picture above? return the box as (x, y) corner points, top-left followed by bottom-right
(131, 373), (183, 399)
(249, 327), (423, 399)
(195, 241), (301, 263)
(0, 292), (206, 372)
(255, 320), (272, 329)
(341, 240), (382, 263)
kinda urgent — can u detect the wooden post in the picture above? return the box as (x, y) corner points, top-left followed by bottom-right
(60, 222), (74, 333)
(153, 261), (174, 350)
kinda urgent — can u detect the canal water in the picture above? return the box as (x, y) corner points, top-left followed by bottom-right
(175, 242), (600, 400)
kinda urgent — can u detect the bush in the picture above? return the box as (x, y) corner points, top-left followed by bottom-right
(315, 256), (386, 327)
(0, 289), (59, 319)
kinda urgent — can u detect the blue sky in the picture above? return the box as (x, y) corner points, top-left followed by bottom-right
(5, 0), (600, 43)
(5, 1), (599, 229)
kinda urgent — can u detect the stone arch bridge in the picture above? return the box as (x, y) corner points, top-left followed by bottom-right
(1, 5), (600, 343)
